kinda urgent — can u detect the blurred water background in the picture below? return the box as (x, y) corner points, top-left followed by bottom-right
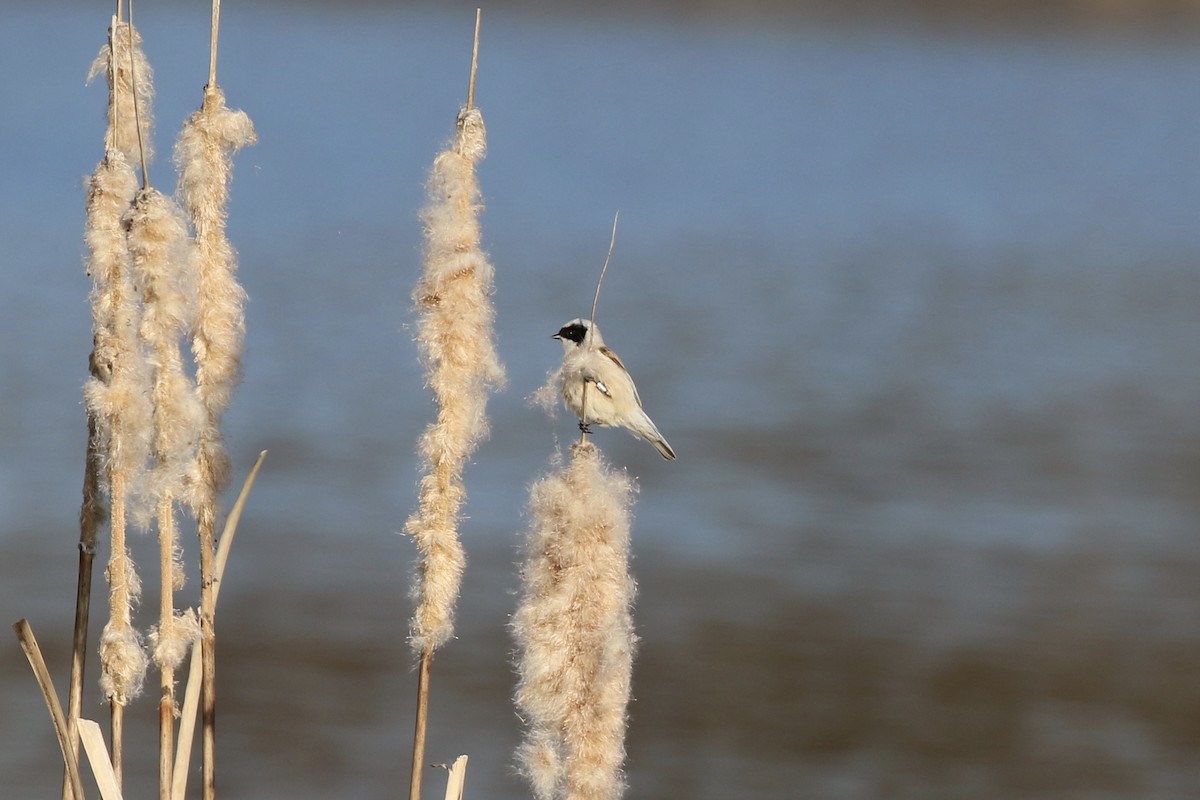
(2, 1), (1199, 798)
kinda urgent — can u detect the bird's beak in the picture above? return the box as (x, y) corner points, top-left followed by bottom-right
(551, 333), (562, 340)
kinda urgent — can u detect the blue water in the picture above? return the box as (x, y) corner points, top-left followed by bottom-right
(1, 4), (1199, 799)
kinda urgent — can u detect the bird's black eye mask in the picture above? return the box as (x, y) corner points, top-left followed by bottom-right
(556, 322), (589, 343)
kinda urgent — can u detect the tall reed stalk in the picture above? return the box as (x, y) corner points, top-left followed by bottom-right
(73, 5), (253, 798)
(126, 185), (205, 800)
(86, 146), (152, 791)
(68, 27), (142, 770)
(405, 13), (503, 798)
(174, 5), (256, 790)
(83, 9), (158, 787)
(513, 442), (638, 800)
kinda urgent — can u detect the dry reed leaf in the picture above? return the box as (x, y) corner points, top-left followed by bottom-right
(78, 718), (124, 800)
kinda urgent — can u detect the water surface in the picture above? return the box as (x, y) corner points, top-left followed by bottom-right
(1, 4), (1198, 798)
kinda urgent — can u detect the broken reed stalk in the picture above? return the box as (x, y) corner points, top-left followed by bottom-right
(406, 12), (501, 799)
(14, 620), (88, 800)
(513, 442), (638, 800)
(77, 718), (124, 800)
(173, 4), (255, 795)
(440, 754), (469, 800)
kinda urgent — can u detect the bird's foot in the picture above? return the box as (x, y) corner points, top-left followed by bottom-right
(578, 421), (593, 435)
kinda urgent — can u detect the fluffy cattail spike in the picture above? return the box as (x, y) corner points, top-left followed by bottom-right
(513, 442), (639, 800)
(85, 150), (154, 713)
(405, 98), (505, 655)
(126, 187), (204, 519)
(175, 84), (256, 518)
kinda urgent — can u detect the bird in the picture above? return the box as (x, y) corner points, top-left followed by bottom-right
(552, 318), (676, 460)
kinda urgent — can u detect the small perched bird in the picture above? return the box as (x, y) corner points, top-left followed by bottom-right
(553, 318), (676, 460)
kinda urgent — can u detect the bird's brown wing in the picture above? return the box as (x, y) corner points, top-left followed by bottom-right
(599, 345), (626, 371)
(599, 345), (641, 405)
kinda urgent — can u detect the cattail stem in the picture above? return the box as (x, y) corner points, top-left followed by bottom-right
(158, 496), (176, 800)
(466, 9), (481, 110)
(173, 75), (256, 800)
(404, 15), (504, 797)
(110, 701), (124, 788)
(207, 0), (221, 90)
(62, 419), (103, 800)
(107, 471), (131, 790)
(200, 516), (217, 800)
(577, 214), (619, 448)
(125, 2), (150, 188)
(159, 684), (173, 799)
(173, 21), (256, 786)
(409, 648), (433, 800)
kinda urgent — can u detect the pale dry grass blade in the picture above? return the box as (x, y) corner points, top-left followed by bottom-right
(78, 718), (125, 800)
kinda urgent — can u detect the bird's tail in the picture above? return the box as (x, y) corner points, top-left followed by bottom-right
(634, 412), (676, 460)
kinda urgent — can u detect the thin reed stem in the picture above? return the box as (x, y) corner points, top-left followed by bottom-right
(589, 213), (619, 329)
(159, 685), (173, 799)
(409, 649), (433, 800)
(200, 517), (217, 800)
(127, 0), (149, 187)
(105, 469), (134, 791)
(578, 214), (620, 447)
(466, 9), (481, 110)
(208, 0), (221, 90)
(63, 419), (104, 800)
(159, 497), (176, 800)
(110, 701), (124, 789)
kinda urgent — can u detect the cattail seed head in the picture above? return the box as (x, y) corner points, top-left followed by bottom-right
(174, 85), (255, 533)
(99, 622), (149, 706)
(125, 187), (204, 518)
(513, 442), (638, 800)
(151, 608), (201, 673)
(83, 149), (154, 487)
(405, 105), (505, 655)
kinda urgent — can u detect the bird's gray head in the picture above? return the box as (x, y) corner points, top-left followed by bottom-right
(552, 318), (601, 350)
